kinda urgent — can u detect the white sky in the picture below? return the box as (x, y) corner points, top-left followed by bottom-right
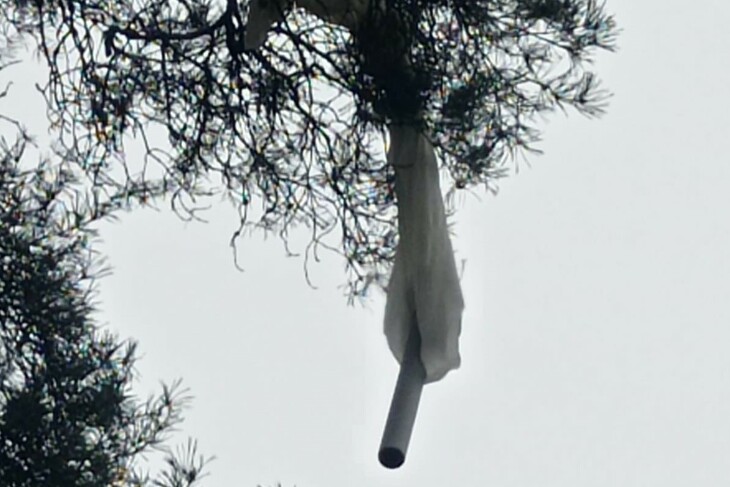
(3, 0), (730, 486)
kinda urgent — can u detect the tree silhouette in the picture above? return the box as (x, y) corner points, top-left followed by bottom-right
(0, 51), (210, 486)
(2, 0), (617, 297)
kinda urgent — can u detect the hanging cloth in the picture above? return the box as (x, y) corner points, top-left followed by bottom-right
(243, 1), (465, 382)
(384, 124), (464, 383)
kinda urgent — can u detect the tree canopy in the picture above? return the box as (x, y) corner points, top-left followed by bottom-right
(1, 0), (617, 296)
(0, 48), (210, 486)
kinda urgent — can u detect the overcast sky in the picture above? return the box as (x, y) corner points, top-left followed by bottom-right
(4, 0), (730, 486)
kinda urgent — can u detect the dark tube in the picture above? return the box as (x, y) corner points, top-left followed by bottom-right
(378, 323), (425, 469)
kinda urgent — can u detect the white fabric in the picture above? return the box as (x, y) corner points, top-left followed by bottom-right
(384, 125), (464, 383)
(244, 0), (372, 50)
(243, 2), (465, 383)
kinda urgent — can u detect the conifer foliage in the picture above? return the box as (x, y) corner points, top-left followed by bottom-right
(2, 0), (617, 296)
(0, 62), (208, 487)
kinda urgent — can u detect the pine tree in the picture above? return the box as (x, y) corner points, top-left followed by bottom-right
(1, 0), (618, 298)
(0, 54), (209, 487)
